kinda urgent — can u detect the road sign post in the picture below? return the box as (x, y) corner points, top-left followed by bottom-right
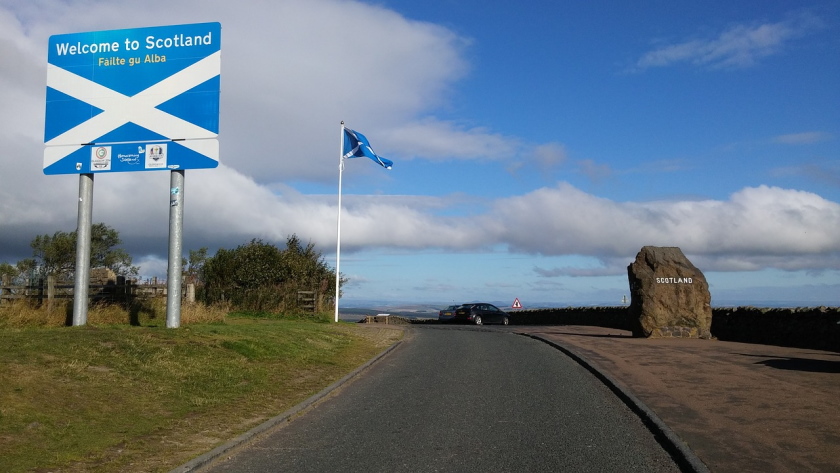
(167, 171), (185, 328)
(72, 174), (93, 326)
(44, 23), (221, 327)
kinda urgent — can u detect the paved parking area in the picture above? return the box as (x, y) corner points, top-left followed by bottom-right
(516, 326), (840, 473)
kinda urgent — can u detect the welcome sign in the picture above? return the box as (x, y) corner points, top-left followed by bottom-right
(44, 22), (221, 174)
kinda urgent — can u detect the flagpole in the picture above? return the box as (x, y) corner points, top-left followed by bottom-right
(334, 121), (345, 323)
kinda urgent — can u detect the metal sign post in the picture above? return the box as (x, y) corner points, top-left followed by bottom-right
(167, 170), (185, 328)
(72, 173), (93, 326)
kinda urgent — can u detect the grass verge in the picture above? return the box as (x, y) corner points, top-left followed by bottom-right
(0, 311), (402, 472)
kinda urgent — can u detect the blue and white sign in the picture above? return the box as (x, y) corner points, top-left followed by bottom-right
(44, 22), (221, 174)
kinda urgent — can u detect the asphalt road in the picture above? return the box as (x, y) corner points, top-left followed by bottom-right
(199, 325), (682, 472)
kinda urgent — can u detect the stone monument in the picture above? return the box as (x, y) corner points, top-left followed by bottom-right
(627, 246), (713, 339)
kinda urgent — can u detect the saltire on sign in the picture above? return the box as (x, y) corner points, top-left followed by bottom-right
(43, 22), (221, 174)
(335, 122), (392, 322)
(343, 128), (393, 169)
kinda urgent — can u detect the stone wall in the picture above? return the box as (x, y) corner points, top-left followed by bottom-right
(508, 306), (840, 352)
(711, 306), (839, 352)
(509, 307), (632, 331)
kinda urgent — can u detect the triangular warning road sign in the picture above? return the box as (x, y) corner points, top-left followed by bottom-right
(511, 298), (522, 309)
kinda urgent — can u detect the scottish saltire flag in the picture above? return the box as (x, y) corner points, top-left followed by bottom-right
(343, 128), (393, 169)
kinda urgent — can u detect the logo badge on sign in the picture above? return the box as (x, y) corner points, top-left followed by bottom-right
(91, 146), (111, 171)
(145, 144), (167, 169)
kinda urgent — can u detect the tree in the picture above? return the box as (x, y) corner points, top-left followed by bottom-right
(29, 223), (137, 281)
(203, 239), (285, 309)
(202, 246), (236, 302)
(0, 262), (16, 281)
(202, 235), (341, 312)
(282, 234), (337, 297)
(30, 231), (75, 278)
(89, 223), (136, 277)
(16, 258), (37, 279)
(184, 247), (208, 285)
(0, 259), (37, 288)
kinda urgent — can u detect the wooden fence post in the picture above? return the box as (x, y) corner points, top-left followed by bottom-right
(37, 278), (45, 307)
(116, 276), (126, 304)
(47, 275), (56, 312)
(0, 274), (8, 306)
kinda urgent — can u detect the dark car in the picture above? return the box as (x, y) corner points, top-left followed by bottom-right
(437, 305), (461, 322)
(453, 303), (510, 325)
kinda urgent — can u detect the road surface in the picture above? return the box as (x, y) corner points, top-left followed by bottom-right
(200, 325), (682, 472)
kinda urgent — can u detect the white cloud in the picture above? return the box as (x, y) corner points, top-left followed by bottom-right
(132, 254), (168, 282)
(487, 183), (840, 269)
(532, 143), (568, 170)
(383, 118), (518, 161)
(773, 131), (833, 144)
(505, 143), (568, 178)
(0, 9), (46, 141)
(534, 265), (624, 278)
(576, 159), (612, 183)
(634, 12), (823, 70)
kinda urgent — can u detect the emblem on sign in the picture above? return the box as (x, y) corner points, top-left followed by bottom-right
(146, 144), (167, 169)
(91, 146), (111, 171)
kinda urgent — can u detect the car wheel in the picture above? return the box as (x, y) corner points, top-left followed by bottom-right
(502, 316), (509, 326)
(474, 315), (483, 325)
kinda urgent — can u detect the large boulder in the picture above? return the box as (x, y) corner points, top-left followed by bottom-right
(89, 267), (116, 285)
(627, 246), (713, 339)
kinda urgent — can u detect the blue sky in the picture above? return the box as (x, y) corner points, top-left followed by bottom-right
(0, 0), (838, 308)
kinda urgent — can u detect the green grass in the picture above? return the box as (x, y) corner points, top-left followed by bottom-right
(0, 316), (402, 472)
